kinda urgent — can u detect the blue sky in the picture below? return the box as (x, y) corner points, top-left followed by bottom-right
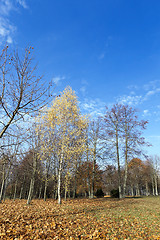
(1, 0), (160, 157)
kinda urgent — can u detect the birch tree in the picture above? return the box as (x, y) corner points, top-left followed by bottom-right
(41, 86), (88, 204)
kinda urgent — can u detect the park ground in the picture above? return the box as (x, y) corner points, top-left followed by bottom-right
(0, 197), (160, 239)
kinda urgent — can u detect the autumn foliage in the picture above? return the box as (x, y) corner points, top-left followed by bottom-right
(1, 197), (160, 239)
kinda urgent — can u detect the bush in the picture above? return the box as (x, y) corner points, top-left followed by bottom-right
(95, 188), (104, 198)
(110, 189), (119, 198)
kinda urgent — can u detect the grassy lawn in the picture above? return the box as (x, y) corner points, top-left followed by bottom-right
(0, 197), (160, 239)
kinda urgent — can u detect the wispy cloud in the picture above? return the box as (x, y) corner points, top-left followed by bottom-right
(127, 84), (139, 90)
(119, 79), (160, 107)
(16, 0), (28, 9)
(0, 0), (28, 45)
(80, 86), (86, 96)
(0, 16), (16, 44)
(52, 75), (65, 85)
(143, 80), (160, 91)
(80, 79), (88, 96)
(80, 98), (106, 117)
(143, 88), (160, 101)
(98, 52), (106, 60)
(142, 109), (151, 117)
(117, 95), (142, 106)
(98, 36), (113, 60)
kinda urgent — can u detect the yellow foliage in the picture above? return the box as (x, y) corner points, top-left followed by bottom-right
(38, 86), (89, 165)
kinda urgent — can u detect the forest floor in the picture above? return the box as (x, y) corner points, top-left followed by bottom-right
(0, 197), (160, 239)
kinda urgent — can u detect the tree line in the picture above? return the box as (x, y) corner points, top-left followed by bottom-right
(0, 45), (159, 204)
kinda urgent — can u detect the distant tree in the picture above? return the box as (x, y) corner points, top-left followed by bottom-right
(103, 104), (123, 198)
(27, 124), (42, 205)
(128, 158), (146, 196)
(76, 161), (103, 197)
(0, 153), (11, 202)
(0, 136), (20, 202)
(102, 165), (118, 195)
(120, 105), (148, 196)
(103, 104), (149, 198)
(146, 156), (160, 196)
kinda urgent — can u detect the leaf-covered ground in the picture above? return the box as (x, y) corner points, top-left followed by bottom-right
(0, 197), (160, 239)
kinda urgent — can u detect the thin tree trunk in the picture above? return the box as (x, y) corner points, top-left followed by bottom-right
(0, 162), (11, 203)
(44, 179), (48, 201)
(116, 129), (122, 199)
(131, 185), (134, 196)
(27, 153), (37, 205)
(87, 160), (91, 198)
(154, 174), (158, 196)
(68, 190), (71, 198)
(91, 153), (96, 199)
(73, 172), (77, 199)
(57, 153), (63, 204)
(19, 175), (25, 199)
(19, 185), (23, 199)
(0, 178), (5, 203)
(38, 185), (42, 199)
(13, 180), (18, 200)
(151, 177), (155, 196)
(54, 188), (58, 200)
(145, 181), (149, 196)
(136, 183), (140, 196)
(64, 184), (67, 201)
(27, 178), (34, 204)
(123, 134), (128, 197)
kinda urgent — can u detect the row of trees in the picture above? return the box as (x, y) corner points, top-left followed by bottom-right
(0, 149), (159, 203)
(0, 45), (159, 204)
(103, 157), (159, 197)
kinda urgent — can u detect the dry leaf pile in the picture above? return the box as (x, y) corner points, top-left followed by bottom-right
(0, 197), (160, 239)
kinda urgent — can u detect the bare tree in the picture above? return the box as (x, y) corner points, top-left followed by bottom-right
(120, 105), (148, 196)
(103, 104), (149, 198)
(103, 105), (123, 198)
(89, 118), (103, 198)
(0, 45), (52, 140)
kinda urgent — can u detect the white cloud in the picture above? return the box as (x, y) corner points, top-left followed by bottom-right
(0, 0), (14, 16)
(98, 36), (113, 60)
(16, 0), (28, 9)
(142, 109), (151, 117)
(81, 98), (106, 117)
(81, 79), (88, 86)
(80, 86), (86, 96)
(127, 84), (139, 90)
(117, 95), (142, 106)
(7, 35), (13, 43)
(143, 80), (160, 91)
(119, 80), (160, 108)
(0, 16), (16, 44)
(80, 79), (88, 96)
(52, 76), (65, 85)
(0, 0), (28, 45)
(144, 88), (160, 99)
(143, 110), (149, 114)
(98, 52), (105, 60)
